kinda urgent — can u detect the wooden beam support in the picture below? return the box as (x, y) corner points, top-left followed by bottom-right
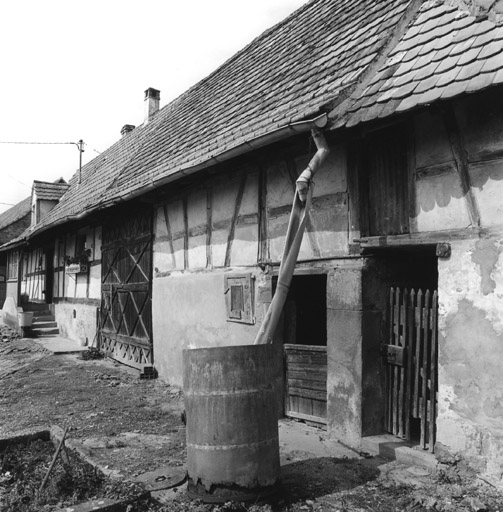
(206, 187), (213, 268)
(257, 162), (269, 265)
(183, 197), (189, 270)
(224, 172), (247, 267)
(162, 203), (176, 269)
(442, 106), (481, 228)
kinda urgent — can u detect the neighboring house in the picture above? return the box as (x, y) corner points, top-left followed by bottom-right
(2, 0), (503, 487)
(0, 196), (31, 308)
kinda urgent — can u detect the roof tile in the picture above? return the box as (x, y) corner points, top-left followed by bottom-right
(342, 1), (503, 126)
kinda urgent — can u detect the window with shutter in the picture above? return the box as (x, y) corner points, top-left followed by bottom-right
(224, 273), (254, 324)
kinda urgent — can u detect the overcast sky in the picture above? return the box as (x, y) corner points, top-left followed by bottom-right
(0, 0), (307, 214)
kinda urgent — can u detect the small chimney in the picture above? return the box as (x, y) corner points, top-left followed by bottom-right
(144, 88), (160, 124)
(121, 124), (135, 137)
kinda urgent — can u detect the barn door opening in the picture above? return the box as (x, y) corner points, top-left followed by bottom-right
(280, 274), (327, 425)
(99, 208), (153, 369)
(380, 247), (438, 451)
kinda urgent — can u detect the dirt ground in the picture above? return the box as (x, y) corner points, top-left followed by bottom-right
(1, 331), (502, 512)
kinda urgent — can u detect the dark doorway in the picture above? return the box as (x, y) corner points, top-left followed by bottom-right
(280, 274), (327, 346)
(44, 246), (54, 304)
(276, 273), (328, 425)
(375, 246), (439, 450)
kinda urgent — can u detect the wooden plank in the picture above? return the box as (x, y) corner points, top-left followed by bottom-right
(420, 290), (431, 450)
(287, 387), (327, 401)
(429, 291), (438, 453)
(285, 410), (328, 425)
(405, 288), (415, 441)
(286, 363), (327, 374)
(392, 287), (400, 436)
(289, 395), (300, 414)
(311, 399), (327, 420)
(287, 370), (327, 382)
(385, 287), (393, 432)
(284, 344), (327, 353)
(398, 289), (408, 438)
(297, 396), (314, 416)
(285, 353), (328, 364)
(413, 290), (423, 418)
(287, 378), (326, 391)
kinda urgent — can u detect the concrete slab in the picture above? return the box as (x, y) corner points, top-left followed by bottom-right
(278, 419), (358, 464)
(361, 435), (437, 470)
(32, 335), (87, 354)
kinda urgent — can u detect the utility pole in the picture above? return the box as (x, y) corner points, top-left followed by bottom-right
(77, 139), (84, 184)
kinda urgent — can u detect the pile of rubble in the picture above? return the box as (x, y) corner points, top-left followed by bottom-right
(0, 325), (20, 343)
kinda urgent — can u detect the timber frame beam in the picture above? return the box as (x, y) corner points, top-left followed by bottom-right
(441, 105), (481, 228)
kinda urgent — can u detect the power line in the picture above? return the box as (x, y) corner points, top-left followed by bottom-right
(0, 202), (14, 206)
(0, 141), (77, 146)
(7, 175), (30, 188)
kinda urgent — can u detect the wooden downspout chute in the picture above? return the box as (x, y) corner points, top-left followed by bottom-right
(254, 129), (330, 345)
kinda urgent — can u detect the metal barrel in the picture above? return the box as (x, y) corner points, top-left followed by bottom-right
(183, 344), (280, 502)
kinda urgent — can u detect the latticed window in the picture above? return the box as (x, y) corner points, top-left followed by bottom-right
(7, 251), (19, 280)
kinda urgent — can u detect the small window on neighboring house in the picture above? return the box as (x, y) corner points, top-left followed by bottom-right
(224, 273), (254, 324)
(7, 251), (19, 280)
(75, 233), (87, 257)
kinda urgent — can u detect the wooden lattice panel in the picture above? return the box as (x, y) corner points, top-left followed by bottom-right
(100, 208), (153, 368)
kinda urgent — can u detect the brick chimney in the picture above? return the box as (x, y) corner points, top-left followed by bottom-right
(144, 88), (160, 124)
(120, 124), (135, 137)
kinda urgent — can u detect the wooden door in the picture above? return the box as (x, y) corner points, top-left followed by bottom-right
(99, 209), (153, 369)
(382, 287), (438, 451)
(363, 124), (410, 237)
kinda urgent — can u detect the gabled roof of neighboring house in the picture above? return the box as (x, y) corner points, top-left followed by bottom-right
(0, 197), (32, 246)
(332, 0), (503, 126)
(33, 180), (69, 201)
(4, 0), (503, 246)
(0, 197), (31, 232)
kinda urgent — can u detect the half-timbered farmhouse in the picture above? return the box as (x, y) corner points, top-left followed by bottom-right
(2, 0), (503, 487)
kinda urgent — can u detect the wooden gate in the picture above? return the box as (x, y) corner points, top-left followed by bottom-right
(284, 344), (327, 425)
(99, 210), (153, 368)
(382, 287), (438, 451)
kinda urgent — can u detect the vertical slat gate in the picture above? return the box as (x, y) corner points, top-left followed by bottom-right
(383, 287), (438, 451)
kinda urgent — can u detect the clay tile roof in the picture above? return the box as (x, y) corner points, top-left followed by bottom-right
(334, 0), (503, 128)
(33, 180), (69, 201)
(0, 197), (31, 232)
(24, 0), (414, 239)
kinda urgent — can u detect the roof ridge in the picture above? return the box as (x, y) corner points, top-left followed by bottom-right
(329, 0), (424, 123)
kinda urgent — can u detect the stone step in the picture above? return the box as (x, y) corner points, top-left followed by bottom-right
(361, 434), (437, 470)
(32, 320), (58, 329)
(22, 303), (51, 312)
(30, 327), (60, 337)
(33, 310), (54, 318)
